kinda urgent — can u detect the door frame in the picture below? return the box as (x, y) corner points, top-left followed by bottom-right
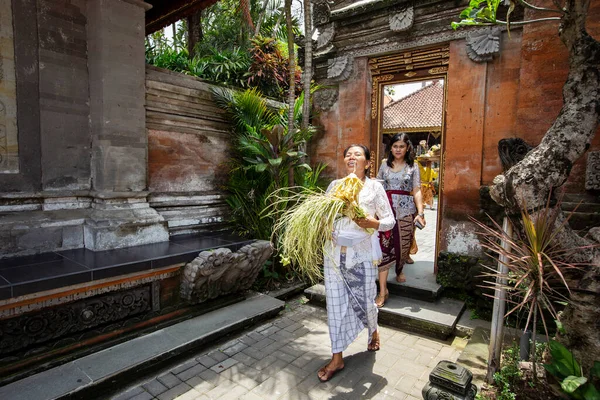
(368, 44), (449, 274)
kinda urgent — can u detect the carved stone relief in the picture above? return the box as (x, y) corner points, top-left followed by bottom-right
(0, 0), (19, 173)
(0, 286), (152, 356)
(312, 0), (332, 27)
(389, 6), (414, 32)
(317, 23), (336, 50)
(180, 241), (273, 304)
(585, 151), (600, 190)
(327, 56), (353, 81)
(313, 88), (339, 112)
(466, 28), (501, 63)
(498, 138), (534, 172)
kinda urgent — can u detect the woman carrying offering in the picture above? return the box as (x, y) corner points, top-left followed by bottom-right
(317, 144), (395, 382)
(375, 133), (426, 307)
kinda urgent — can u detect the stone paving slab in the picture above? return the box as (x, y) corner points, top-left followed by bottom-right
(106, 297), (464, 400)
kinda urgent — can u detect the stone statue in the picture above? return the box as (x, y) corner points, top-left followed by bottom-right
(180, 240), (273, 304)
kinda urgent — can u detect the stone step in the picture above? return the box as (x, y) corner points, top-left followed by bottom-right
(304, 284), (465, 340)
(381, 262), (442, 302)
(0, 293), (285, 400)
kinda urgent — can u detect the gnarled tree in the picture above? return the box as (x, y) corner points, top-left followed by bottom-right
(454, 0), (600, 369)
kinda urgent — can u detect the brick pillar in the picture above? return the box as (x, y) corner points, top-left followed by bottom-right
(85, 0), (168, 250)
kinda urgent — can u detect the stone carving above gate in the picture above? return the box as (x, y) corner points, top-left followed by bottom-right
(312, 0), (332, 26)
(389, 5), (414, 32)
(466, 28), (501, 63)
(180, 240), (273, 304)
(327, 55), (353, 81)
(313, 88), (339, 112)
(586, 151), (600, 190)
(317, 23), (336, 50)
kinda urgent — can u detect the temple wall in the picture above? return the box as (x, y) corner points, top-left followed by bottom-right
(145, 66), (233, 235)
(311, 0), (600, 257)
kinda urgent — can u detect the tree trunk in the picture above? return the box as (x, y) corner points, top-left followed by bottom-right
(285, 0), (296, 186)
(254, 0), (270, 37)
(301, 0), (312, 132)
(489, 0), (600, 370)
(187, 10), (202, 58)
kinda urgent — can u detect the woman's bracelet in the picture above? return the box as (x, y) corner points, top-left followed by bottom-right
(418, 213), (425, 218)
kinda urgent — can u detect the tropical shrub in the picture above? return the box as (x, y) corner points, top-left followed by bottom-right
(246, 36), (302, 100)
(212, 86), (324, 285)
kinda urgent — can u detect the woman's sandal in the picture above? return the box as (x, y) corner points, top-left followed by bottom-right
(396, 272), (406, 283)
(317, 365), (345, 382)
(406, 257), (415, 264)
(368, 334), (380, 352)
(375, 290), (389, 308)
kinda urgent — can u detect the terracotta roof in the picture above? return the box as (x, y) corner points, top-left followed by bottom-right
(145, 0), (219, 35)
(382, 81), (444, 131)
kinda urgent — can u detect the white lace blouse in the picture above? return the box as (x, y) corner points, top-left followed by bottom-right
(324, 177), (395, 267)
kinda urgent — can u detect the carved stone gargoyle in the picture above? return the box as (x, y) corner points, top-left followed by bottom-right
(180, 240), (273, 304)
(498, 138), (534, 172)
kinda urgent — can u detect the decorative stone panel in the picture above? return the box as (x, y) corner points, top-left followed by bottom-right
(312, 0), (331, 26)
(389, 5), (414, 32)
(327, 56), (353, 81)
(586, 151), (600, 190)
(313, 88), (339, 112)
(316, 23), (335, 50)
(180, 241), (273, 304)
(0, 285), (152, 356)
(466, 28), (501, 63)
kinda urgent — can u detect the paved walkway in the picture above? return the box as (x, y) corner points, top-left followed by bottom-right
(110, 297), (464, 400)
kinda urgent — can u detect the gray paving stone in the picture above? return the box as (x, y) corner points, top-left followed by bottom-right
(252, 337), (275, 350)
(129, 391), (155, 400)
(143, 379), (169, 396)
(197, 354), (220, 368)
(207, 350), (229, 363)
(176, 364), (208, 381)
(156, 382), (193, 400)
(157, 372), (182, 388)
(171, 359), (199, 376)
(210, 357), (238, 373)
(250, 377), (290, 398)
(185, 376), (215, 394)
(221, 341), (248, 356)
(231, 351), (257, 366)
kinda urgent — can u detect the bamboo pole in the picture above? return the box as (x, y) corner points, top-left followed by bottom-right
(486, 216), (512, 383)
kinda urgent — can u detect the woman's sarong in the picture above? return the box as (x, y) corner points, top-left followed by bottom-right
(324, 251), (378, 354)
(379, 189), (415, 274)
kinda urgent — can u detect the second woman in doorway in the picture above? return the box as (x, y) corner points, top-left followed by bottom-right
(375, 133), (426, 307)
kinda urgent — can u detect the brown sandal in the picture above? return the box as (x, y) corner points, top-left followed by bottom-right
(406, 257), (414, 264)
(375, 290), (389, 308)
(368, 333), (380, 352)
(317, 365), (345, 382)
(396, 272), (406, 283)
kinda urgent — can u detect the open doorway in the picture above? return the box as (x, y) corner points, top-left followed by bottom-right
(382, 78), (443, 276)
(374, 78), (446, 284)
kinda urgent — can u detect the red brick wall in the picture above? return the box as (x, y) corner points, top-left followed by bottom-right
(312, 58), (372, 179)
(516, 2), (600, 193)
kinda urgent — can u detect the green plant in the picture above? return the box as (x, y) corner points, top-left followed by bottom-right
(212, 86), (323, 286)
(246, 36), (302, 100)
(544, 340), (600, 399)
(493, 341), (521, 400)
(472, 193), (588, 379)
